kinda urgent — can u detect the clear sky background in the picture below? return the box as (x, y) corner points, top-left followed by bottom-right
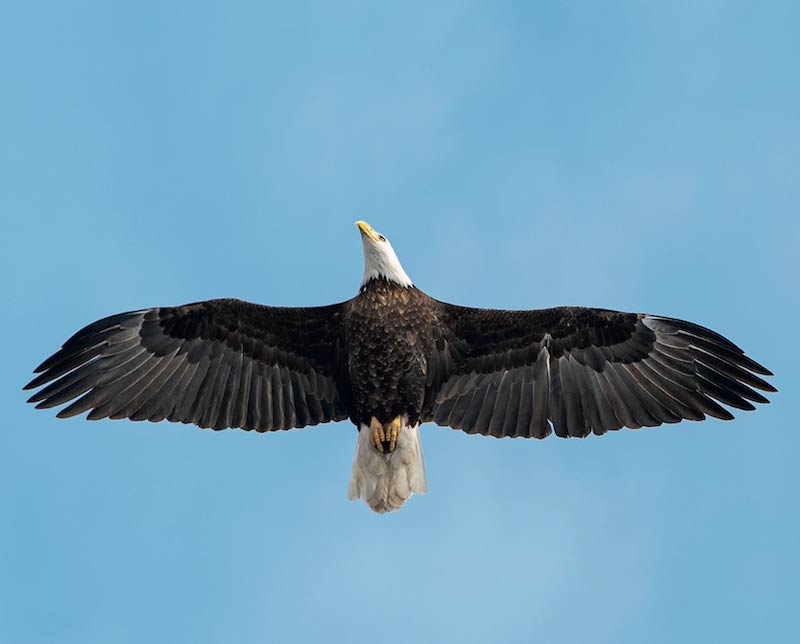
(2, 2), (797, 643)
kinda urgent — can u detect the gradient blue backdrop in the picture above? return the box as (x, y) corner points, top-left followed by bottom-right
(2, 3), (797, 643)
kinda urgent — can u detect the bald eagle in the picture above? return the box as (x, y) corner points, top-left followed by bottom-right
(25, 221), (775, 512)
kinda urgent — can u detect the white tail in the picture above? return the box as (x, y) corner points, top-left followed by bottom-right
(347, 419), (427, 513)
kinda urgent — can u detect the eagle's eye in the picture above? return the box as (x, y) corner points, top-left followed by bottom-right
(378, 235), (386, 242)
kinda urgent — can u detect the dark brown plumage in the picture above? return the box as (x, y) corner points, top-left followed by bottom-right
(425, 305), (775, 438)
(347, 279), (438, 427)
(25, 289), (775, 438)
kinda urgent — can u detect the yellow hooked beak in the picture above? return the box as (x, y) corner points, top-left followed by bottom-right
(356, 220), (382, 242)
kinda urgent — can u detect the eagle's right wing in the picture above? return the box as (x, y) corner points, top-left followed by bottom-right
(424, 304), (775, 439)
(25, 299), (353, 431)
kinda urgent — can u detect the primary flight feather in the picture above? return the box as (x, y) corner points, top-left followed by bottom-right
(25, 221), (776, 512)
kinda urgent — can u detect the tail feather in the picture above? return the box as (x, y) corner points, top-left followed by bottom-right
(347, 420), (426, 513)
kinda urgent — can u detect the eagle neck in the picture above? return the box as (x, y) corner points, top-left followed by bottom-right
(360, 241), (413, 288)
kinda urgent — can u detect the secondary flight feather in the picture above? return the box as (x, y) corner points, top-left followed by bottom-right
(25, 221), (776, 512)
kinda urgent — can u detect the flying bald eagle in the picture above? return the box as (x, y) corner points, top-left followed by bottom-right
(25, 222), (776, 512)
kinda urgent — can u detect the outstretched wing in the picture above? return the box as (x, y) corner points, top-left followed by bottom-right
(425, 304), (775, 439)
(25, 299), (352, 431)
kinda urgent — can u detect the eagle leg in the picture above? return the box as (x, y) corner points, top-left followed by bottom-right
(370, 416), (386, 452)
(369, 416), (403, 453)
(386, 416), (402, 453)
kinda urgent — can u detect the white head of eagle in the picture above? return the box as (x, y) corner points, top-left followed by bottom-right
(357, 220), (413, 288)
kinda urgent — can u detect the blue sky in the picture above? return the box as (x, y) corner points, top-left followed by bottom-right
(2, 2), (797, 642)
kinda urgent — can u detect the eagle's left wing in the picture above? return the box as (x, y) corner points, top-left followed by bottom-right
(25, 299), (353, 432)
(423, 304), (775, 439)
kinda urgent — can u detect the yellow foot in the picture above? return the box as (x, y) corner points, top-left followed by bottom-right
(370, 416), (386, 452)
(386, 416), (401, 453)
(369, 416), (403, 453)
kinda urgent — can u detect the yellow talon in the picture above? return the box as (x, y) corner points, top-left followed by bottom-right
(370, 416), (385, 452)
(387, 416), (402, 453)
(368, 416), (403, 453)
